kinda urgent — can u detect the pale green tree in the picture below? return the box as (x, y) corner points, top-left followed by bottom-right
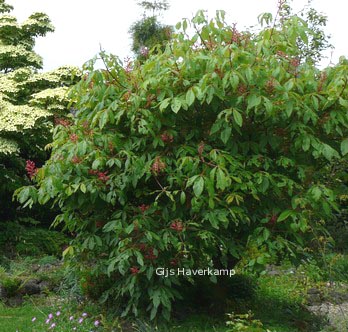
(0, 0), (80, 221)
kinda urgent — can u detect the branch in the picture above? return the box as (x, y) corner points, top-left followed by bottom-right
(99, 45), (127, 89)
(193, 22), (209, 50)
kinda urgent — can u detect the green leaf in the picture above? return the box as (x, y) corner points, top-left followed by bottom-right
(171, 98), (181, 113)
(220, 126), (232, 144)
(230, 74), (239, 90)
(285, 101), (294, 117)
(135, 251), (144, 266)
(260, 177), (269, 193)
(150, 306), (158, 320)
(284, 79), (294, 92)
(186, 89), (195, 106)
(206, 85), (215, 104)
(247, 95), (261, 110)
(302, 136), (310, 151)
(99, 110), (108, 129)
(339, 97), (348, 108)
(160, 98), (170, 111)
(107, 258), (117, 276)
(262, 228), (270, 241)
(193, 177), (204, 197)
(245, 68), (253, 83)
(88, 237), (95, 250)
(146, 266), (154, 280)
(125, 224), (134, 234)
(233, 109), (243, 127)
(186, 175), (199, 188)
(18, 187), (29, 204)
(231, 176), (242, 183)
(80, 183), (86, 193)
(277, 209), (293, 222)
(180, 191), (186, 204)
(210, 120), (223, 134)
(341, 138), (348, 156)
(78, 141), (87, 155)
(216, 168), (227, 190)
(311, 186), (322, 201)
(92, 158), (101, 170)
(299, 27), (308, 44)
(322, 144), (338, 160)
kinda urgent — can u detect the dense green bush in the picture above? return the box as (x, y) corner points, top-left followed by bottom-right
(0, 276), (21, 297)
(17, 8), (348, 320)
(0, 221), (68, 256)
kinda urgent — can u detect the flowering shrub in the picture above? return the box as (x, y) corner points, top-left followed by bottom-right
(17, 8), (348, 320)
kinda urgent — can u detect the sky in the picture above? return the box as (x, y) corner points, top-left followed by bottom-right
(6, 0), (347, 71)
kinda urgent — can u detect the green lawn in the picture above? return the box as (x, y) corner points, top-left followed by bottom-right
(0, 303), (50, 332)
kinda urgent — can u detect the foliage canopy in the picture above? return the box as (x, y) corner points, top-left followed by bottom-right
(17, 8), (348, 320)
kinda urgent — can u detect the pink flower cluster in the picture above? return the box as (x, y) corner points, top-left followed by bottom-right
(25, 160), (38, 179)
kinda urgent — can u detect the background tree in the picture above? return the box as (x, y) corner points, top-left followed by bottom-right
(269, 0), (332, 65)
(129, 0), (172, 59)
(0, 0), (80, 222)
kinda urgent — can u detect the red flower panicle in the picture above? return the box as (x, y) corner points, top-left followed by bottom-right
(97, 171), (109, 183)
(130, 266), (140, 275)
(170, 220), (184, 232)
(139, 204), (149, 213)
(231, 24), (242, 44)
(88, 169), (110, 183)
(268, 214), (278, 226)
(144, 247), (157, 260)
(151, 157), (165, 174)
(96, 221), (105, 228)
(170, 259), (178, 266)
(160, 132), (173, 143)
(25, 160), (38, 179)
(137, 243), (146, 252)
(70, 133), (78, 143)
(71, 156), (81, 164)
(54, 117), (71, 127)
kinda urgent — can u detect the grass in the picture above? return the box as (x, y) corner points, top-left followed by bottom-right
(0, 302), (50, 332)
(252, 273), (319, 332)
